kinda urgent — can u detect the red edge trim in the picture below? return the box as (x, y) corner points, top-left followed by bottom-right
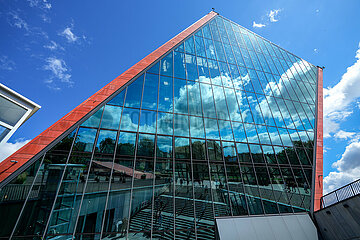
(314, 67), (323, 211)
(0, 11), (218, 183)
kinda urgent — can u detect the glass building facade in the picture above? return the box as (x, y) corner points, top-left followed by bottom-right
(0, 13), (319, 239)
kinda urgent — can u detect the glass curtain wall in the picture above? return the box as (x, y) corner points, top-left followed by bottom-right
(0, 14), (318, 240)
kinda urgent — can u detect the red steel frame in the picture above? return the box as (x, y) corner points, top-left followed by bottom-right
(0, 11), (218, 183)
(313, 67), (324, 211)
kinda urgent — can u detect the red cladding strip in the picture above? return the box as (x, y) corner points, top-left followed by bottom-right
(314, 67), (323, 211)
(0, 11), (218, 183)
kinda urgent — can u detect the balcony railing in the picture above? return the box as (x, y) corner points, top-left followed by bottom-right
(320, 178), (360, 209)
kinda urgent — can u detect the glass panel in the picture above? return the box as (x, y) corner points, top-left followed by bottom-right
(158, 76), (173, 113)
(120, 108), (139, 132)
(142, 73), (159, 111)
(124, 75), (144, 108)
(101, 105), (122, 130)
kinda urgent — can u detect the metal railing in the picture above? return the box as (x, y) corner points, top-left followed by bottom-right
(320, 178), (360, 209)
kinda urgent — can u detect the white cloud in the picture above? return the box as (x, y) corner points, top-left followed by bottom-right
(268, 9), (281, 22)
(27, 0), (51, 9)
(334, 130), (356, 140)
(59, 25), (81, 43)
(0, 139), (31, 162)
(253, 21), (266, 28)
(8, 11), (29, 32)
(0, 56), (16, 71)
(324, 141), (360, 193)
(43, 41), (63, 51)
(44, 57), (73, 89)
(323, 43), (360, 138)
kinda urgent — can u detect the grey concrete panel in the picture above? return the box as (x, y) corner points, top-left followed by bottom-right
(314, 196), (360, 240)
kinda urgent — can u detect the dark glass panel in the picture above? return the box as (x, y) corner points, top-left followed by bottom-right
(192, 139), (206, 160)
(81, 107), (103, 128)
(241, 166), (264, 215)
(174, 114), (189, 137)
(95, 130), (117, 154)
(173, 78), (188, 114)
(225, 164), (248, 216)
(137, 134), (155, 158)
(158, 76), (173, 113)
(274, 146), (288, 164)
(210, 163), (231, 217)
(249, 144), (264, 163)
(100, 105), (122, 130)
(262, 145), (277, 164)
(124, 75), (144, 108)
(13, 130), (76, 238)
(268, 166), (293, 213)
(192, 162), (215, 236)
(285, 147), (300, 165)
(142, 73), (159, 111)
(207, 140), (222, 162)
(222, 141), (237, 163)
(0, 157), (42, 238)
(139, 110), (156, 134)
(116, 132), (136, 157)
(128, 158), (154, 237)
(175, 137), (190, 160)
(46, 152), (92, 238)
(156, 135), (173, 158)
(160, 52), (173, 77)
(174, 51), (186, 80)
(120, 108), (139, 132)
(153, 159), (174, 238)
(280, 167), (303, 209)
(174, 161), (195, 238)
(254, 166), (279, 214)
(236, 143), (251, 163)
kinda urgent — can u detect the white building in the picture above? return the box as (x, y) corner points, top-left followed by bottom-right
(0, 83), (40, 143)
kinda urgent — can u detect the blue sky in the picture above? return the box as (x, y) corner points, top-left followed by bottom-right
(1, 0), (360, 193)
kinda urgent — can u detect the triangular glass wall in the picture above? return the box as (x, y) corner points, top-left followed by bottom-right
(0, 13), (318, 240)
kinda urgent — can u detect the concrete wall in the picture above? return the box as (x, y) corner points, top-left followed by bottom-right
(314, 195), (360, 239)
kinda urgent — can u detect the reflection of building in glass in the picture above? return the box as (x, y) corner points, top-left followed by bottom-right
(0, 83), (40, 143)
(0, 11), (323, 239)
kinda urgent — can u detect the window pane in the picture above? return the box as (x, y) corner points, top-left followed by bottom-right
(158, 75), (173, 112)
(101, 105), (122, 130)
(124, 75), (144, 108)
(142, 73), (159, 110)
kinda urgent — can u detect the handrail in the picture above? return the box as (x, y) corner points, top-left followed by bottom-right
(320, 178), (360, 209)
